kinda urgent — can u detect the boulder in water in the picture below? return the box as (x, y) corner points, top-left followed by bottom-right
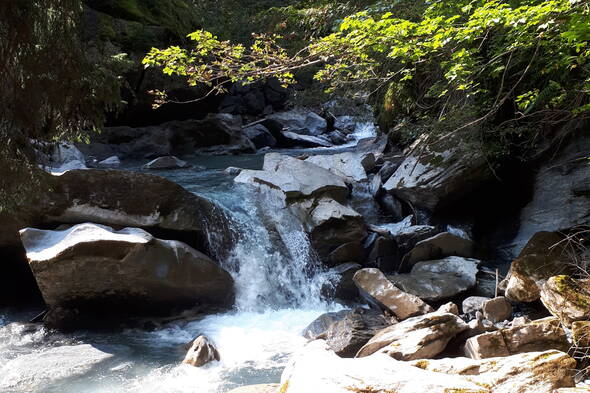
(97, 155), (121, 168)
(143, 155), (190, 170)
(183, 335), (220, 367)
(19, 223), (234, 327)
(305, 152), (375, 183)
(356, 312), (468, 359)
(280, 131), (332, 148)
(266, 110), (327, 136)
(353, 268), (433, 320)
(321, 263), (362, 301)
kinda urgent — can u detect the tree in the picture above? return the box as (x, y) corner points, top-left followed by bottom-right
(0, 0), (122, 210)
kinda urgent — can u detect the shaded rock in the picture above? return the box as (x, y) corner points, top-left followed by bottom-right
(353, 268), (433, 320)
(541, 275), (590, 327)
(482, 297), (512, 323)
(410, 350), (576, 393)
(322, 263), (362, 301)
(0, 344), (115, 392)
(20, 223), (234, 326)
(356, 312), (468, 359)
(383, 137), (489, 211)
(377, 159), (402, 182)
(281, 131), (332, 148)
(280, 340), (486, 393)
(38, 141), (87, 174)
(366, 236), (398, 272)
(325, 130), (348, 145)
(389, 256), (480, 302)
(305, 152), (374, 183)
(502, 231), (571, 303)
(462, 296), (491, 315)
(572, 321), (590, 347)
(465, 317), (568, 359)
(143, 155), (189, 170)
(235, 153), (348, 202)
(227, 384), (279, 393)
(267, 110), (327, 136)
(334, 115), (356, 133)
(183, 336), (220, 367)
(97, 156), (121, 168)
(326, 241), (363, 266)
(402, 231), (474, 267)
(242, 124), (277, 149)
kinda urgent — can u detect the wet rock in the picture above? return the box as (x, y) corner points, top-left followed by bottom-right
(281, 131), (333, 148)
(462, 296), (491, 315)
(305, 152), (375, 183)
(383, 136), (490, 211)
(402, 231), (474, 267)
(224, 166), (242, 176)
(541, 275), (590, 327)
(280, 340), (486, 393)
(183, 336), (220, 367)
(321, 308), (391, 358)
(356, 312), (468, 359)
(228, 384), (279, 393)
(96, 155), (121, 168)
(389, 256), (480, 302)
(325, 130), (348, 145)
(410, 350), (576, 393)
(322, 263), (362, 301)
(143, 155), (189, 169)
(242, 124), (277, 149)
(502, 231), (571, 303)
(0, 344), (115, 392)
(334, 115), (356, 133)
(482, 297), (512, 323)
(465, 317), (568, 359)
(235, 153), (349, 202)
(292, 197), (366, 260)
(353, 268), (433, 320)
(302, 310), (351, 339)
(267, 110), (327, 136)
(326, 242), (363, 266)
(377, 159), (402, 183)
(20, 223), (234, 326)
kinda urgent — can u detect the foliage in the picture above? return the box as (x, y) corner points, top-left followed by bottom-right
(0, 0), (123, 211)
(146, 0), (590, 159)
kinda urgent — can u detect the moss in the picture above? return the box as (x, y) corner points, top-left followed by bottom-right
(552, 275), (590, 308)
(413, 360), (430, 369)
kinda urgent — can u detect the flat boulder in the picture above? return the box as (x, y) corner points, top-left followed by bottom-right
(356, 312), (467, 359)
(143, 155), (190, 170)
(281, 131), (332, 148)
(541, 275), (590, 327)
(19, 223), (234, 326)
(389, 256), (480, 302)
(410, 350), (576, 393)
(402, 232), (474, 267)
(353, 268), (433, 320)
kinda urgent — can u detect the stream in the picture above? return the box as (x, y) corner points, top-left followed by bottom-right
(0, 123), (377, 392)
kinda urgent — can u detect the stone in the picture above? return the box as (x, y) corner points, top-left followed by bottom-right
(353, 268), (433, 320)
(97, 155), (121, 168)
(322, 263), (362, 301)
(572, 321), (590, 347)
(356, 312), (468, 359)
(366, 236), (398, 272)
(279, 340), (486, 393)
(242, 124), (277, 149)
(438, 302), (459, 315)
(19, 223), (234, 326)
(389, 256), (480, 302)
(510, 131), (590, 258)
(377, 159), (402, 182)
(267, 110), (327, 136)
(383, 136), (490, 211)
(502, 231), (571, 303)
(541, 275), (590, 327)
(183, 336), (220, 367)
(325, 130), (348, 145)
(143, 155), (190, 169)
(305, 152), (375, 183)
(334, 115), (357, 133)
(463, 296), (492, 315)
(410, 350), (576, 393)
(482, 297), (512, 323)
(302, 310), (351, 340)
(465, 317), (568, 359)
(402, 231), (475, 267)
(37, 141), (87, 174)
(326, 242), (363, 266)
(224, 166), (242, 176)
(324, 310), (390, 358)
(235, 153), (348, 202)
(0, 344), (115, 392)
(511, 316), (531, 327)
(227, 384), (279, 393)
(281, 131), (333, 148)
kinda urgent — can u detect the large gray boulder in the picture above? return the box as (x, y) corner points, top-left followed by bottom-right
(356, 312), (468, 359)
(383, 137), (489, 211)
(281, 131), (332, 148)
(242, 124), (277, 148)
(510, 131), (590, 257)
(389, 256), (480, 302)
(305, 152), (375, 183)
(401, 232), (474, 267)
(19, 223), (234, 324)
(234, 153), (349, 202)
(267, 110), (327, 136)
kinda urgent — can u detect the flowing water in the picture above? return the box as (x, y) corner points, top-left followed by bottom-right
(0, 124), (376, 393)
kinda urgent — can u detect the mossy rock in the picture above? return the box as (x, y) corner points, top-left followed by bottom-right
(541, 275), (590, 327)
